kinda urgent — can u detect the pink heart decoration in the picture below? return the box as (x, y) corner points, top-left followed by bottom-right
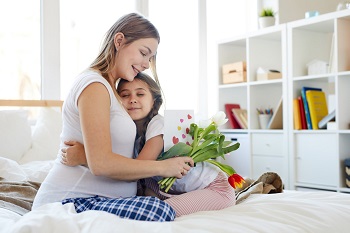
(172, 136), (179, 144)
(180, 119), (184, 123)
(182, 134), (186, 139)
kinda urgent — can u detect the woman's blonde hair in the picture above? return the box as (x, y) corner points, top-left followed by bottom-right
(90, 13), (160, 85)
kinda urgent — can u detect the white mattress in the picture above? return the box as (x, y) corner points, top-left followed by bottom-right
(1, 157), (350, 233)
(0, 190), (348, 233)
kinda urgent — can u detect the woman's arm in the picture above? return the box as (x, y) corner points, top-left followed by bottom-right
(76, 82), (193, 181)
(62, 135), (162, 166)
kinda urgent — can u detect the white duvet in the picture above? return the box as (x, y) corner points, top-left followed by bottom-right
(1, 157), (350, 233)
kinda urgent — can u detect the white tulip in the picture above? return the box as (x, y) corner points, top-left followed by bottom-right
(211, 111), (228, 126)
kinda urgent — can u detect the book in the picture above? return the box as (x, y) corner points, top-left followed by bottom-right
(318, 109), (335, 129)
(329, 33), (335, 73)
(293, 98), (301, 130)
(267, 97), (283, 129)
(306, 90), (328, 130)
(231, 109), (248, 129)
(224, 103), (241, 129)
(301, 86), (322, 129)
(298, 96), (307, 129)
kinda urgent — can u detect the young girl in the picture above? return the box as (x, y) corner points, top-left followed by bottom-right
(32, 13), (193, 222)
(63, 72), (236, 217)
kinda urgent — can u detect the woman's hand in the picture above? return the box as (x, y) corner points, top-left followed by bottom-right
(61, 141), (88, 166)
(159, 156), (194, 179)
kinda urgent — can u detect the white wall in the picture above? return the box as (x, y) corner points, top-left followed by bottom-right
(261, 0), (340, 24)
(279, 0), (340, 23)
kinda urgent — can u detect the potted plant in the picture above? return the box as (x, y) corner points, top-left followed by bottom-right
(258, 8), (276, 28)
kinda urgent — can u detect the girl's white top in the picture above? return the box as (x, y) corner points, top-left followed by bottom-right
(139, 115), (220, 193)
(33, 70), (136, 209)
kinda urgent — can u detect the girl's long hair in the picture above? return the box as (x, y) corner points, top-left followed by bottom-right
(117, 72), (163, 152)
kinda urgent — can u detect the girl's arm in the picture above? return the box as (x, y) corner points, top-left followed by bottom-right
(69, 82), (193, 181)
(137, 134), (163, 160)
(61, 141), (87, 166)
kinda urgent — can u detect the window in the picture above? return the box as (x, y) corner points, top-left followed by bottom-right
(148, 0), (199, 114)
(0, 0), (40, 99)
(59, 0), (136, 99)
(206, 0), (248, 114)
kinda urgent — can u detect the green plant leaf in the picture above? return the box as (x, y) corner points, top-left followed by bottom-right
(222, 142), (240, 154)
(205, 159), (236, 175)
(157, 142), (192, 160)
(191, 135), (217, 155)
(260, 8), (275, 17)
(192, 148), (223, 163)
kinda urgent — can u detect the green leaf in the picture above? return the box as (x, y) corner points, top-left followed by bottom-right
(260, 8), (275, 17)
(203, 133), (217, 141)
(157, 142), (192, 160)
(191, 135), (217, 155)
(190, 124), (200, 150)
(205, 159), (236, 175)
(217, 134), (225, 155)
(198, 124), (216, 141)
(222, 141), (232, 147)
(192, 148), (221, 163)
(222, 142), (240, 154)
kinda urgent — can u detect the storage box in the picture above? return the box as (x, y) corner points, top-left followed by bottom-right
(307, 59), (328, 75)
(223, 71), (247, 84)
(257, 72), (282, 81)
(222, 61), (247, 84)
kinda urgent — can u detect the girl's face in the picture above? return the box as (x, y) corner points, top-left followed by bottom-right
(118, 79), (154, 121)
(114, 37), (158, 82)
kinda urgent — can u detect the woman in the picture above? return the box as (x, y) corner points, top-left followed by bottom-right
(32, 13), (193, 222)
(63, 72), (236, 217)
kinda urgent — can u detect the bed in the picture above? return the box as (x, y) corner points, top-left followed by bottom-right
(1, 100), (350, 233)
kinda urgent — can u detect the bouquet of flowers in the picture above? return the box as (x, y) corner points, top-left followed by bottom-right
(157, 111), (245, 193)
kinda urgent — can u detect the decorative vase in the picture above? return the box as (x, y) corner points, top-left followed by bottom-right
(258, 16), (275, 29)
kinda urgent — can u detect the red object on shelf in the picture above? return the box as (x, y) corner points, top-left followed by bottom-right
(225, 103), (241, 129)
(298, 96), (307, 130)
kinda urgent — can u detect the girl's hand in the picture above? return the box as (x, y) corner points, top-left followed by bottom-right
(159, 156), (194, 179)
(61, 141), (88, 166)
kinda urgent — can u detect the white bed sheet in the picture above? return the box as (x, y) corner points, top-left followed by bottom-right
(1, 157), (350, 233)
(1, 190), (349, 233)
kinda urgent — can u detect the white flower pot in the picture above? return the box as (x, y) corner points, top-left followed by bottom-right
(259, 17), (275, 28)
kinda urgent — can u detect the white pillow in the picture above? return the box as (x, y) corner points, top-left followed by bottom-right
(0, 110), (32, 162)
(19, 107), (62, 164)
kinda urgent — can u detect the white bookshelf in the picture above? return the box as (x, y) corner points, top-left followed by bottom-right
(217, 10), (350, 192)
(287, 10), (350, 193)
(217, 24), (289, 187)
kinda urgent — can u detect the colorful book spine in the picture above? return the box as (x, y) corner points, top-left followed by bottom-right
(306, 90), (328, 130)
(293, 98), (301, 130)
(301, 87), (322, 129)
(297, 96), (307, 130)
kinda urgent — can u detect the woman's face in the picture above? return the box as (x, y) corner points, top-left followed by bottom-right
(115, 38), (158, 82)
(118, 79), (154, 121)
